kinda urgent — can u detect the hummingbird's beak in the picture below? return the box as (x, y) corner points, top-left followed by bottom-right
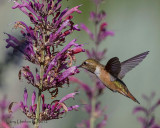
(78, 64), (83, 68)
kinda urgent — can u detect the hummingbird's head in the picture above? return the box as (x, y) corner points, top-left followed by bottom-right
(80, 58), (100, 73)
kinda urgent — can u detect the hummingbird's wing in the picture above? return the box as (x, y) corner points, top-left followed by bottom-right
(118, 51), (149, 79)
(105, 57), (121, 77)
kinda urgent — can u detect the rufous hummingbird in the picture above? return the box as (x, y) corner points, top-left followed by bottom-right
(80, 51), (149, 104)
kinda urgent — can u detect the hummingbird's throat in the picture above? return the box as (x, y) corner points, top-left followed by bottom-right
(94, 66), (101, 77)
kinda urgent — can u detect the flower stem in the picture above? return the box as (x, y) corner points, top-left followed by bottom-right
(34, 37), (45, 128)
(35, 90), (42, 128)
(95, 3), (100, 53)
(90, 96), (96, 128)
(90, 4), (100, 128)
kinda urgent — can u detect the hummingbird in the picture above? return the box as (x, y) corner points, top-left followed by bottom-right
(80, 51), (149, 104)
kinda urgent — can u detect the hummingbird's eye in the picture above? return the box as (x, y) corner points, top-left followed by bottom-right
(83, 62), (87, 65)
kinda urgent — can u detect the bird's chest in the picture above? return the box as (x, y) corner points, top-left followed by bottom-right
(94, 67), (115, 88)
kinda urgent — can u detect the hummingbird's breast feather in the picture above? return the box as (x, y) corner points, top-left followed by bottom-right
(95, 66), (117, 91)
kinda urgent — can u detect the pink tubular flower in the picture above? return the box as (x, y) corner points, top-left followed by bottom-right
(32, 90), (36, 106)
(97, 22), (114, 44)
(23, 88), (28, 106)
(5, 0), (83, 65)
(59, 92), (79, 103)
(62, 5), (82, 19)
(80, 24), (94, 40)
(44, 39), (83, 77)
(90, 11), (106, 23)
(70, 46), (85, 55)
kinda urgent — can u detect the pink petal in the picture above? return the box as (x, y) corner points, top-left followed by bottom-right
(59, 92), (79, 103)
(81, 24), (94, 40)
(62, 5), (82, 19)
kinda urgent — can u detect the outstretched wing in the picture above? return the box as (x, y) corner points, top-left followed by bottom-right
(105, 57), (121, 77)
(118, 51), (149, 79)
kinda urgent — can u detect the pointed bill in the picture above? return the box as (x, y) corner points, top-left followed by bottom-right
(118, 51), (149, 79)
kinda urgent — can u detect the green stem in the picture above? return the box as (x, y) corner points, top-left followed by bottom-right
(95, 3), (99, 53)
(90, 97), (96, 128)
(34, 38), (45, 128)
(34, 90), (42, 128)
(90, 3), (100, 128)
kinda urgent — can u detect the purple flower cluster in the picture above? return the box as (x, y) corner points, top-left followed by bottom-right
(5, 0), (85, 92)
(5, 0), (85, 126)
(17, 39), (84, 91)
(133, 92), (160, 128)
(9, 89), (79, 122)
(70, 0), (114, 127)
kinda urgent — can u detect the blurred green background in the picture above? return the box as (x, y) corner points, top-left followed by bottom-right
(0, 0), (160, 128)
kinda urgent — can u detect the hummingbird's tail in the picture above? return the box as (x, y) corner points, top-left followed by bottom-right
(115, 79), (140, 104)
(117, 88), (140, 104)
(126, 90), (140, 104)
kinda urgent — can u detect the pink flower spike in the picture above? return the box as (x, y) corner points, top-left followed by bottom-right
(62, 5), (82, 19)
(4, 0), (86, 123)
